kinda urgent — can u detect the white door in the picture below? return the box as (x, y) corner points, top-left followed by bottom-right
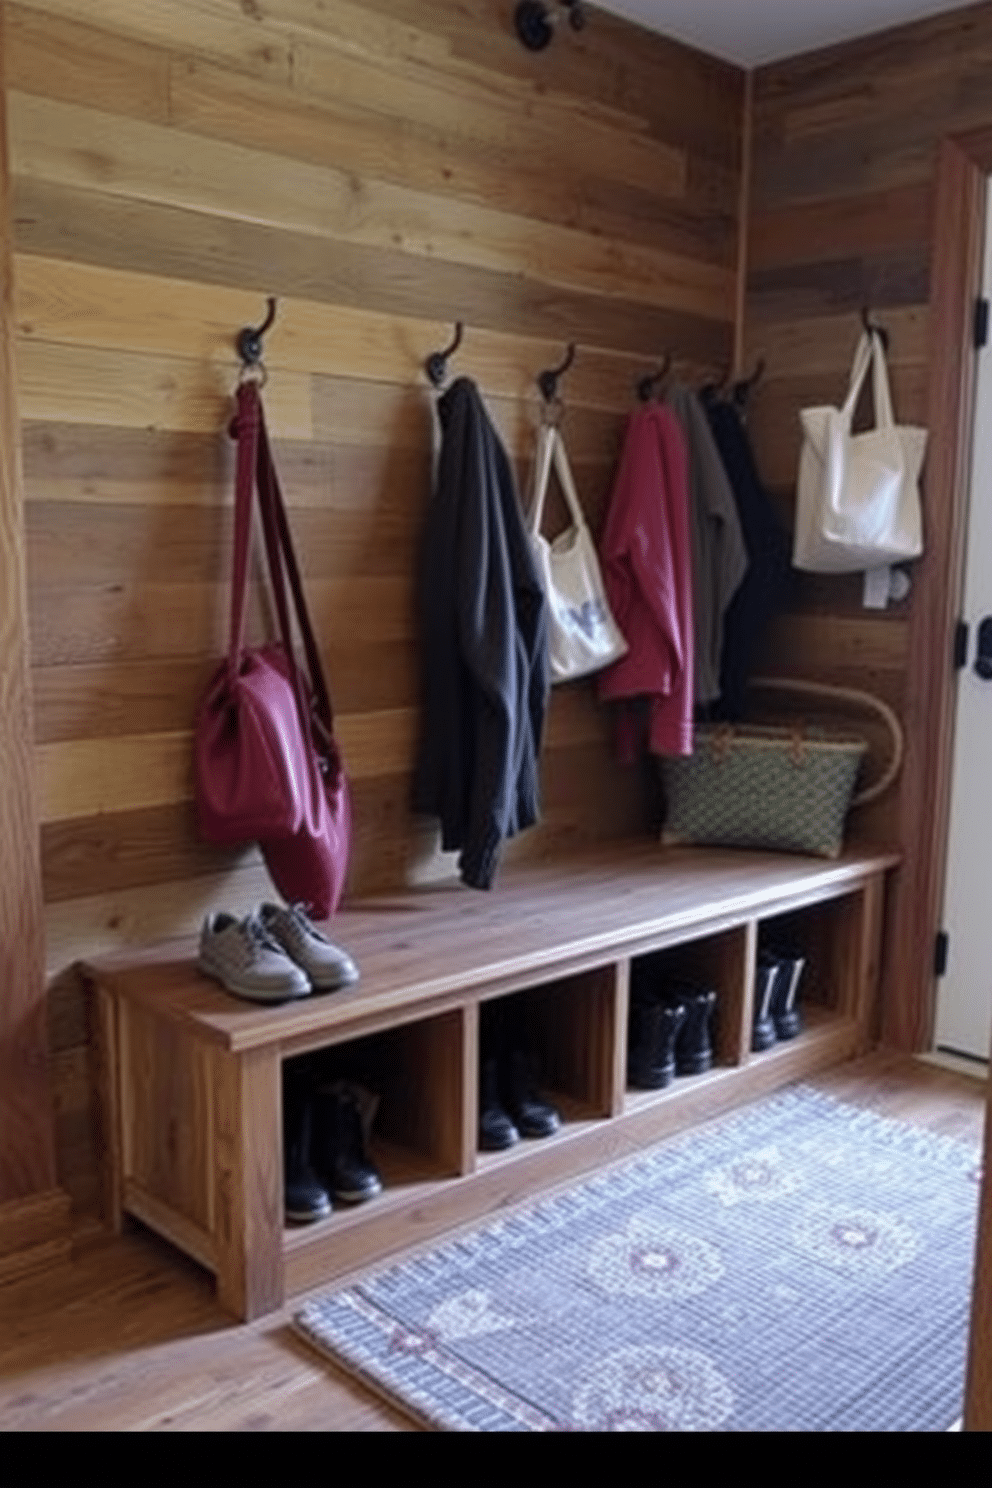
(934, 176), (992, 1066)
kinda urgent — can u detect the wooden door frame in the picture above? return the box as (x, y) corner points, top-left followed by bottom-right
(899, 127), (992, 1431)
(882, 131), (992, 1054)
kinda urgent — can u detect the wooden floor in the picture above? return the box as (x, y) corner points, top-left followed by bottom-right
(0, 1051), (986, 1432)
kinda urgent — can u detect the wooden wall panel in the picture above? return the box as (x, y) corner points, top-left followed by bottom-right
(0, 0), (743, 1216)
(744, 1), (992, 1053)
(0, 0), (56, 1207)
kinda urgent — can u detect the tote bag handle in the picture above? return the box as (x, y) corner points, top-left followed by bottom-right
(528, 423), (591, 536)
(838, 330), (895, 433)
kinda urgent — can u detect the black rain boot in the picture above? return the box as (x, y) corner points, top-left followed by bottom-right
(503, 1048), (560, 1139)
(628, 992), (688, 1089)
(283, 1083), (333, 1224)
(479, 1054), (519, 1151)
(314, 1081), (383, 1204)
(768, 949), (805, 1040)
(667, 984), (718, 1075)
(752, 956), (779, 1052)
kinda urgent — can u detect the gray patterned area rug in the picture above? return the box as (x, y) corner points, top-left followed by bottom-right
(293, 1087), (982, 1432)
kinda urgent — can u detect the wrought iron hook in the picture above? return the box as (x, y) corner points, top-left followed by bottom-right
(537, 342), (576, 404)
(861, 306), (890, 352)
(237, 297), (277, 367)
(731, 356), (766, 405)
(637, 351), (672, 402)
(425, 321), (464, 388)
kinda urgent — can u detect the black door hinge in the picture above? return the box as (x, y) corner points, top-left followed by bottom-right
(975, 297), (990, 349)
(934, 930), (950, 978)
(954, 619), (970, 669)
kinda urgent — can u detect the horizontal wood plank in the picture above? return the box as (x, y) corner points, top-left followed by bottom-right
(12, 176), (734, 362)
(4, 3), (171, 125)
(25, 575), (418, 668)
(7, 0), (700, 204)
(14, 256), (729, 415)
(8, 92), (733, 318)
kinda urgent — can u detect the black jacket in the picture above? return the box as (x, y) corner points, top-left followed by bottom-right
(702, 392), (793, 721)
(412, 378), (550, 889)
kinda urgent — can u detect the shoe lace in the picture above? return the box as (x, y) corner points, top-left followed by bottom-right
(286, 903), (315, 935)
(243, 913), (287, 957)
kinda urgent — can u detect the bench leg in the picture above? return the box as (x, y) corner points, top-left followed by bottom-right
(212, 1045), (284, 1321)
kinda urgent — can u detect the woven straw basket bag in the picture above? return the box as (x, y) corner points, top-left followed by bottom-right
(659, 677), (904, 859)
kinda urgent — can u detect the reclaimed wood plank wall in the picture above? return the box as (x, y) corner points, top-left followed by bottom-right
(0, 14), (57, 1216)
(1, 0), (743, 1213)
(743, 0), (992, 1047)
(16, 0), (992, 1224)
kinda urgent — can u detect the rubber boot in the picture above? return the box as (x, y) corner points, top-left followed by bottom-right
(752, 956), (779, 1052)
(479, 1054), (519, 1151)
(283, 1082), (333, 1224)
(628, 993), (688, 1089)
(503, 1048), (560, 1139)
(667, 984), (717, 1075)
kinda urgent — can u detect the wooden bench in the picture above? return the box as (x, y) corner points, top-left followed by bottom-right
(82, 840), (898, 1321)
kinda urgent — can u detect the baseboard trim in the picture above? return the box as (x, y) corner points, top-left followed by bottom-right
(0, 1188), (72, 1285)
(917, 1050), (989, 1081)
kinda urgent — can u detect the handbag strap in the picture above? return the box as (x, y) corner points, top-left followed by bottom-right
(228, 384), (340, 771)
(254, 401), (339, 745)
(749, 675), (904, 806)
(227, 381), (260, 673)
(528, 423), (590, 536)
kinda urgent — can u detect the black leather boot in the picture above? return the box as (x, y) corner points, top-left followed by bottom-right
(313, 1081), (383, 1204)
(752, 955), (779, 1052)
(503, 1048), (560, 1139)
(283, 1083), (333, 1224)
(628, 992), (688, 1089)
(667, 984), (717, 1075)
(768, 949), (805, 1040)
(479, 1054), (519, 1151)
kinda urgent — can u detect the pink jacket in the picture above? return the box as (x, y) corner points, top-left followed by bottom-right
(596, 404), (694, 760)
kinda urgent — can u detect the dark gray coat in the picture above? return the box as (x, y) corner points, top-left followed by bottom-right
(412, 378), (550, 889)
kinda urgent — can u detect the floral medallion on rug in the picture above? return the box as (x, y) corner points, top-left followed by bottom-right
(294, 1087), (983, 1432)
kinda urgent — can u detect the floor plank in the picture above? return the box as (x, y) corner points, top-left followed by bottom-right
(0, 1052), (985, 1431)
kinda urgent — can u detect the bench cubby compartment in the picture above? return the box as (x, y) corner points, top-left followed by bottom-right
(489, 967), (624, 1129)
(753, 888), (869, 1041)
(283, 1006), (471, 1205)
(627, 923), (752, 1087)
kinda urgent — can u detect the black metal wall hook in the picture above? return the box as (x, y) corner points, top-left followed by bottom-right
(731, 356), (766, 409)
(237, 297), (277, 368)
(861, 306), (890, 352)
(637, 351), (672, 402)
(425, 321), (464, 388)
(537, 342), (576, 404)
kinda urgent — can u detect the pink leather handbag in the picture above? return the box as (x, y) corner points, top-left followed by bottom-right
(194, 381), (351, 917)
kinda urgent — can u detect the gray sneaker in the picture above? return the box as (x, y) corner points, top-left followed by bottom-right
(198, 911), (312, 1003)
(258, 902), (360, 992)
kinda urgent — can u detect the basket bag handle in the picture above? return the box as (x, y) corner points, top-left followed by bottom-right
(749, 676), (904, 806)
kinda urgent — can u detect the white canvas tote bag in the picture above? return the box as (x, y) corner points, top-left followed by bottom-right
(527, 422), (628, 683)
(793, 330), (926, 574)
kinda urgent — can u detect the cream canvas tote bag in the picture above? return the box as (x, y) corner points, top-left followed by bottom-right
(793, 330), (926, 574)
(527, 421), (628, 683)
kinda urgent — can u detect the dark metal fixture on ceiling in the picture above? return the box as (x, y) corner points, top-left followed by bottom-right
(514, 1), (586, 52)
